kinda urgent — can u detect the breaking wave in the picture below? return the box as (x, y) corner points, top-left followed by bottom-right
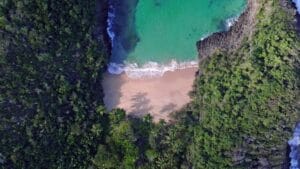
(105, 13), (238, 79)
(107, 3), (115, 46)
(108, 60), (198, 79)
(105, 1), (242, 79)
(106, 0), (198, 79)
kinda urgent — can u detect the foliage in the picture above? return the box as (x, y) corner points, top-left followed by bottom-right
(187, 1), (300, 168)
(0, 0), (108, 168)
(93, 110), (139, 169)
(0, 0), (299, 169)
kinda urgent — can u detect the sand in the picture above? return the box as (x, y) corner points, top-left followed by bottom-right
(102, 67), (198, 122)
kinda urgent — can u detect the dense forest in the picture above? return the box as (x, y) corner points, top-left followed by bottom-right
(0, 0), (299, 169)
(0, 0), (108, 168)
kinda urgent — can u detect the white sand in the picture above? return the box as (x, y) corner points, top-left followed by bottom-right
(102, 67), (198, 122)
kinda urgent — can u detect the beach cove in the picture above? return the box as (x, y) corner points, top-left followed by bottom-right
(103, 0), (249, 121)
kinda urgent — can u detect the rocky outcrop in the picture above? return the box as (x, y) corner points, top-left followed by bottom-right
(281, 0), (299, 30)
(197, 0), (259, 60)
(280, 1), (300, 168)
(281, 0), (297, 14)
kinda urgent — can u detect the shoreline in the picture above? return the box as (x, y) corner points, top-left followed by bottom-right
(280, 0), (300, 168)
(102, 67), (198, 122)
(105, 15), (240, 79)
(107, 60), (199, 79)
(102, 0), (259, 121)
(197, 0), (259, 60)
(105, 0), (247, 78)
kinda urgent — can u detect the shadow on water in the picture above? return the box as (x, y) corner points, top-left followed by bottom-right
(102, 0), (140, 109)
(109, 0), (140, 64)
(95, 0), (109, 42)
(130, 92), (153, 116)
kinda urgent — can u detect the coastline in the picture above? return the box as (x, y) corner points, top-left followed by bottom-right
(105, 0), (247, 78)
(101, 0), (300, 167)
(102, 67), (198, 122)
(106, 14), (241, 78)
(108, 60), (199, 78)
(197, 0), (259, 60)
(102, 0), (258, 121)
(280, 0), (300, 168)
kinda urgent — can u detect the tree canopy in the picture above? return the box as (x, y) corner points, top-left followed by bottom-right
(0, 0), (299, 168)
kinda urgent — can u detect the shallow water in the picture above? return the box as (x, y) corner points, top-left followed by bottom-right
(107, 0), (246, 77)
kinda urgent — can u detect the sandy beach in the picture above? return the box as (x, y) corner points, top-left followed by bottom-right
(102, 67), (198, 122)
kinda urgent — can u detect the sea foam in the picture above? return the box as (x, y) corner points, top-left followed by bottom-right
(105, 2), (239, 79)
(107, 3), (115, 46)
(108, 60), (198, 79)
(105, 15), (238, 78)
(106, 0), (198, 78)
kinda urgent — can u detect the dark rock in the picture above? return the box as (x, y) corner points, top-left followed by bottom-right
(197, 0), (259, 60)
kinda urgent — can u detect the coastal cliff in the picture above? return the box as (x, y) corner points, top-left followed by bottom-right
(281, 0), (300, 33)
(197, 0), (259, 59)
(197, 0), (299, 60)
(196, 0), (300, 168)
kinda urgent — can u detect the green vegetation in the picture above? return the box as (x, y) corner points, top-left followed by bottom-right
(0, 0), (299, 169)
(188, 2), (300, 167)
(0, 0), (108, 168)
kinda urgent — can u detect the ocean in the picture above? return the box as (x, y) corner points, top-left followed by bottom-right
(107, 0), (246, 78)
(293, 0), (300, 13)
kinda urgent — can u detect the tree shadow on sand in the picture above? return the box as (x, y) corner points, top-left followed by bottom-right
(130, 92), (153, 116)
(102, 73), (125, 111)
(160, 103), (177, 114)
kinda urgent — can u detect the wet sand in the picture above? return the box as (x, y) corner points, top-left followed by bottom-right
(102, 67), (198, 122)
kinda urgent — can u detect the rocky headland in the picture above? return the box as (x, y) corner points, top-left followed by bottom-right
(197, 0), (299, 61)
(197, 0), (259, 60)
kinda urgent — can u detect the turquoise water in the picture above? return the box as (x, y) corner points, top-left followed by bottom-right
(107, 0), (246, 77)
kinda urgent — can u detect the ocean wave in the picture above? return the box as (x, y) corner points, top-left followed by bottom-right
(107, 2), (115, 46)
(293, 0), (300, 14)
(107, 60), (198, 78)
(105, 2), (241, 79)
